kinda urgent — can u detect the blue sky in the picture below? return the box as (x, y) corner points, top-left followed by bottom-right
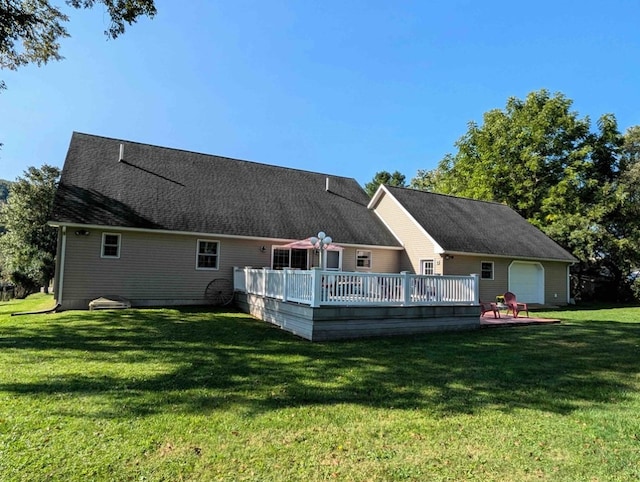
(1, 0), (639, 186)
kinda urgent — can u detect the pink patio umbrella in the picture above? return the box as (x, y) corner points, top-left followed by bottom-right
(277, 237), (344, 251)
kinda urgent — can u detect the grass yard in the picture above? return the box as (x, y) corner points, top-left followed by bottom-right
(1, 295), (639, 481)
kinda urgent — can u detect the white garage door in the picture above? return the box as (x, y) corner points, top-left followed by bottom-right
(509, 262), (544, 304)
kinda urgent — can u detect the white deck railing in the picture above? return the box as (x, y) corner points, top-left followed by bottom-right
(233, 267), (480, 307)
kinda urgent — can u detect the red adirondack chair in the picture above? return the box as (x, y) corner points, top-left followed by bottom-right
(504, 291), (529, 318)
(480, 300), (501, 318)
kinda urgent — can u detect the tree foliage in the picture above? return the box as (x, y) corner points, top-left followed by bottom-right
(0, 179), (11, 203)
(0, 165), (60, 297)
(412, 90), (640, 301)
(0, 0), (156, 71)
(364, 170), (407, 197)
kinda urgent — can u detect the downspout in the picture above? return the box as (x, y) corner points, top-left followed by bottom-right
(57, 226), (67, 308)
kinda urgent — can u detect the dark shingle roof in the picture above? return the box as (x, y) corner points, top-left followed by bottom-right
(384, 186), (576, 262)
(50, 132), (399, 246)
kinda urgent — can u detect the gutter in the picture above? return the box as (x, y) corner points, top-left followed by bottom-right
(57, 226), (67, 308)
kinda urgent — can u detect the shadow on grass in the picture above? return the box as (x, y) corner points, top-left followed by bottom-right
(1, 306), (639, 418)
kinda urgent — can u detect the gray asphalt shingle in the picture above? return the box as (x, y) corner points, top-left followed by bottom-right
(51, 132), (399, 247)
(384, 186), (576, 262)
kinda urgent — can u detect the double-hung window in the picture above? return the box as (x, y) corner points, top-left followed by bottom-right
(421, 259), (435, 275)
(481, 261), (494, 280)
(197, 240), (219, 270)
(101, 233), (121, 258)
(356, 250), (372, 269)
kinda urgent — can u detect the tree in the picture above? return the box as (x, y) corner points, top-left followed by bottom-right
(0, 165), (60, 297)
(413, 89), (640, 301)
(0, 180), (10, 204)
(411, 90), (591, 221)
(364, 170), (407, 197)
(1, 0), (156, 72)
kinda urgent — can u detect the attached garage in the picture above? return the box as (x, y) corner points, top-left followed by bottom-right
(509, 261), (544, 304)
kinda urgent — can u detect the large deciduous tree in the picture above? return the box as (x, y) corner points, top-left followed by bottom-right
(364, 170), (407, 197)
(1, 0), (156, 71)
(411, 89), (640, 301)
(0, 165), (60, 297)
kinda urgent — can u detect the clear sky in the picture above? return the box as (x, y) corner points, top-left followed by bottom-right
(1, 0), (639, 187)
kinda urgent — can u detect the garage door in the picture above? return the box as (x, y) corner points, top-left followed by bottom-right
(509, 262), (544, 304)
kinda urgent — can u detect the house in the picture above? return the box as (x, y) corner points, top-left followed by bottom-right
(49, 132), (575, 313)
(368, 185), (577, 305)
(49, 132), (402, 310)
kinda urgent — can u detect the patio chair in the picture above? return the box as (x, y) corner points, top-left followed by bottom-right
(503, 291), (529, 318)
(480, 300), (501, 319)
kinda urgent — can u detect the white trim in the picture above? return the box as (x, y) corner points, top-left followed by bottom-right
(57, 226), (67, 306)
(369, 185), (445, 253)
(508, 260), (545, 304)
(196, 239), (220, 270)
(480, 261), (494, 280)
(356, 249), (372, 270)
(47, 222), (403, 251)
(442, 250), (575, 264)
(101, 232), (121, 259)
(420, 258), (435, 275)
(325, 249), (342, 271)
(567, 264), (571, 304)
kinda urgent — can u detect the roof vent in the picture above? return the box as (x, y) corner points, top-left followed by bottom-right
(118, 143), (124, 162)
(325, 176), (330, 192)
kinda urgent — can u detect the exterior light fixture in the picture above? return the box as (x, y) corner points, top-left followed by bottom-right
(310, 231), (333, 269)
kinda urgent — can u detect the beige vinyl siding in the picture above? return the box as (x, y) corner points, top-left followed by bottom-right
(61, 230), (277, 309)
(443, 255), (510, 302)
(341, 247), (400, 273)
(443, 255), (570, 304)
(544, 261), (571, 304)
(60, 229), (403, 309)
(371, 192), (441, 274)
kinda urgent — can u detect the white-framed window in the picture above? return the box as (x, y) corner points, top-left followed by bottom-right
(196, 239), (220, 270)
(356, 250), (372, 269)
(481, 261), (494, 280)
(101, 233), (121, 258)
(272, 248), (309, 270)
(326, 250), (341, 270)
(421, 259), (435, 275)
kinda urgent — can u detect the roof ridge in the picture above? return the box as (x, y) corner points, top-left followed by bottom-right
(72, 131), (358, 181)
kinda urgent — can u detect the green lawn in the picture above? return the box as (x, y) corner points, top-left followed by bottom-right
(1, 295), (639, 481)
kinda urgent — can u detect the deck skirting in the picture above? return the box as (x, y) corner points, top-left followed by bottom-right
(235, 292), (480, 341)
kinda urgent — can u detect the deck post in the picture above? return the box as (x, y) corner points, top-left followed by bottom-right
(401, 271), (411, 306)
(310, 268), (322, 308)
(282, 269), (289, 302)
(262, 267), (268, 297)
(471, 273), (480, 304)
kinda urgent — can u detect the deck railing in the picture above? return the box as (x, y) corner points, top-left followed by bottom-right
(233, 267), (480, 307)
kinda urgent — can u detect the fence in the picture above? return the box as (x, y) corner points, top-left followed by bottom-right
(234, 267), (479, 307)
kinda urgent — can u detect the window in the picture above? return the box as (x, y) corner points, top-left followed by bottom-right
(273, 248), (309, 270)
(101, 233), (121, 258)
(197, 240), (219, 270)
(290, 249), (308, 269)
(421, 259), (435, 275)
(356, 250), (372, 269)
(326, 250), (340, 270)
(481, 261), (494, 280)
(272, 248), (291, 270)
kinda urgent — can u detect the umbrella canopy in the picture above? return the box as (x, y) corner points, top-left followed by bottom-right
(277, 237), (344, 251)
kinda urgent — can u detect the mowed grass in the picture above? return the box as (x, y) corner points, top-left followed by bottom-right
(1, 296), (639, 481)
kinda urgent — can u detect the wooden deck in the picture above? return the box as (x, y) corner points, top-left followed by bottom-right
(480, 313), (561, 327)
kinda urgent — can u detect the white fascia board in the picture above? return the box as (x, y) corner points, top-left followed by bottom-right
(369, 185), (445, 254)
(47, 221), (403, 249)
(443, 250), (575, 264)
(338, 243), (404, 251)
(48, 222), (299, 244)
